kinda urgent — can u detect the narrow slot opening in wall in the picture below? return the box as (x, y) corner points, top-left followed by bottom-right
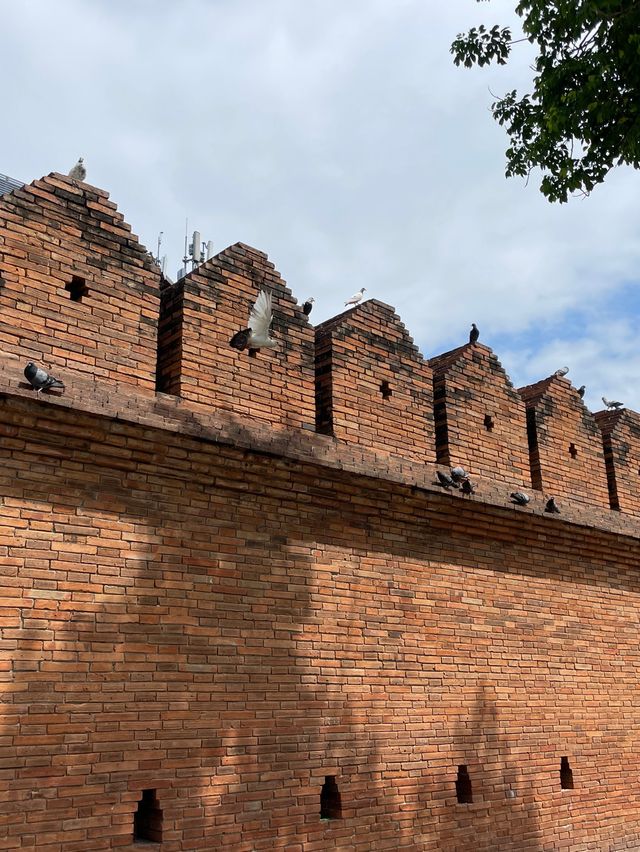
(455, 765), (473, 803)
(484, 414), (494, 432)
(320, 775), (342, 819)
(380, 380), (392, 400)
(569, 443), (578, 459)
(65, 275), (88, 302)
(134, 789), (162, 843)
(560, 757), (574, 789)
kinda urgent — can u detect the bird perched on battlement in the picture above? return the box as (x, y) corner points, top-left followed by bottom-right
(302, 297), (314, 316)
(450, 466), (468, 484)
(602, 396), (623, 410)
(510, 491), (530, 506)
(24, 362), (65, 394)
(554, 366), (569, 377)
(68, 158), (86, 182)
(577, 385), (586, 399)
(461, 479), (475, 496)
(229, 290), (276, 355)
(436, 471), (458, 489)
(469, 323), (479, 344)
(545, 497), (560, 514)
(345, 287), (366, 307)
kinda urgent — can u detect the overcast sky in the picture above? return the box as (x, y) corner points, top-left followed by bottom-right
(3, 0), (639, 411)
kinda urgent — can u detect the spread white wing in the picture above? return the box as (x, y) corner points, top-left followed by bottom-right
(248, 291), (273, 342)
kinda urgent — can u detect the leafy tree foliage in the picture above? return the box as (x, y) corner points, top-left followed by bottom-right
(451, 1), (640, 201)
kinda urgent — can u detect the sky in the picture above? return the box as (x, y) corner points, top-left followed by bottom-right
(2, 0), (639, 411)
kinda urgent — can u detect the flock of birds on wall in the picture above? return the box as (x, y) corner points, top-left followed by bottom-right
(16, 158), (627, 519)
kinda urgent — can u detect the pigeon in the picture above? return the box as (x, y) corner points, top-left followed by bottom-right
(469, 323), (479, 344)
(344, 287), (366, 307)
(229, 290), (276, 354)
(554, 366), (569, 377)
(302, 297), (314, 316)
(602, 396), (623, 410)
(510, 491), (530, 506)
(577, 385), (585, 399)
(450, 466), (468, 484)
(68, 158), (86, 182)
(24, 362), (65, 393)
(461, 479), (475, 496)
(544, 497), (560, 514)
(436, 471), (458, 489)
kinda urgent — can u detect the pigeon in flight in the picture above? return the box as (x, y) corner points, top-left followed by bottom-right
(436, 471), (458, 489)
(461, 479), (475, 496)
(510, 491), (530, 506)
(345, 287), (366, 307)
(24, 362), (65, 393)
(469, 323), (479, 344)
(302, 297), (314, 316)
(229, 290), (276, 354)
(450, 466), (468, 484)
(577, 385), (585, 399)
(554, 366), (569, 377)
(602, 396), (623, 410)
(544, 497), (560, 514)
(68, 158), (86, 182)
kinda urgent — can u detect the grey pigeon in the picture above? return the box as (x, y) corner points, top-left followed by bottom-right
(450, 466), (468, 484)
(68, 158), (86, 182)
(344, 287), (366, 307)
(302, 298), (314, 316)
(461, 479), (475, 496)
(469, 323), (479, 344)
(577, 385), (585, 399)
(554, 366), (569, 377)
(436, 471), (458, 489)
(24, 362), (64, 393)
(602, 396), (623, 410)
(510, 491), (530, 506)
(229, 291), (276, 354)
(544, 497), (560, 514)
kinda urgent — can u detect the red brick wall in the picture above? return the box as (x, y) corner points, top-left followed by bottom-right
(596, 408), (640, 514)
(1, 394), (640, 851)
(429, 343), (531, 487)
(315, 301), (435, 463)
(156, 243), (315, 429)
(519, 376), (611, 509)
(0, 174), (159, 390)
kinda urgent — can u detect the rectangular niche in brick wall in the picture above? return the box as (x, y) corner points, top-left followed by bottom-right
(134, 789), (163, 843)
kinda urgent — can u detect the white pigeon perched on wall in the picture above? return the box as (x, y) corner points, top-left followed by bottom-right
(229, 290), (276, 354)
(602, 396), (623, 410)
(344, 287), (366, 307)
(554, 366), (569, 377)
(68, 158), (86, 182)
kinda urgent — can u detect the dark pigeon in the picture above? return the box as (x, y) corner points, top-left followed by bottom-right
(461, 479), (475, 496)
(302, 298), (314, 316)
(469, 323), (479, 344)
(24, 362), (64, 393)
(544, 497), (560, 514)
(436, 471), (458, 489)
(510, 491), (530, 506)
(577, 385), (585, 399)
(602, 396), (623, 410)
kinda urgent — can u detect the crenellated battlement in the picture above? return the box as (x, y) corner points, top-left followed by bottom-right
(0, 172), (638, 527)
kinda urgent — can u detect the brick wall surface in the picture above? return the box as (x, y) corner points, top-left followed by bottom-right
(1, 393), (640, 852)
(595, 408), (640, 514)
(0, 174), (159, 390)
(429, 343), (531, 488)
(315, 301), (435, 464)
(519, 376), (611, 510)
(156, 243), (315, 430)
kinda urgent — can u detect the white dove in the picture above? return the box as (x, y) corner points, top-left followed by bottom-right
(345, 287), (366, 307)
(602, 396), (623, 410)
(68, 158), (86, 182)
(229, 290), (276, 353)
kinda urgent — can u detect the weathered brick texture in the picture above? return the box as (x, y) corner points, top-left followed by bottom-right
(156, 243), (315, 429)
(519, 375), (611, 509)
(429, 343), (531, 487)
(0, 173), (159, 390)
(595, 408), (640, 514)
(315, 301), (435, 463)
